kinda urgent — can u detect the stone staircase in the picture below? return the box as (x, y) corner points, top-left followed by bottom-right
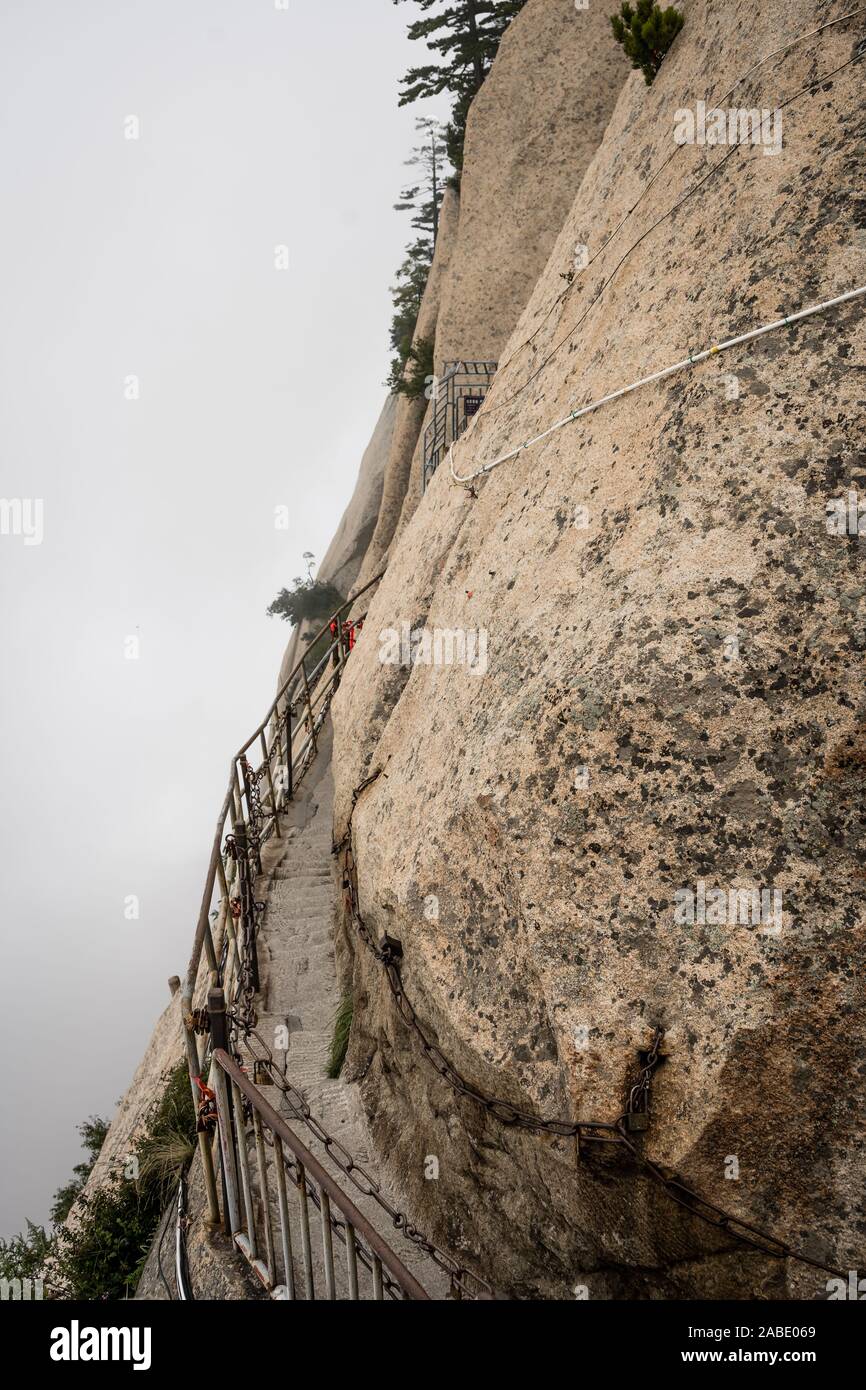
(233, 723), (449, 1299)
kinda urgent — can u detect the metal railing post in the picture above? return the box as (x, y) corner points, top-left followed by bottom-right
(284, 700), (294, 801)
(233, 819), (260, 995)
(207, 986), (241, 1235)
(253, 1109), (276, 1286)
(231, 761), (244, 823)
(231, 1078), (257, 1258)
(273, 725), (287, 811)
(184, 1020), (220, 1226)
(260, 730), (281, 838)
(300, 657), (317, 758)
(203, 913), (218, 977)
(320, 1190), (336, 1300)
(272, 1135), (296, 1299)
(217, 858), (236, 960)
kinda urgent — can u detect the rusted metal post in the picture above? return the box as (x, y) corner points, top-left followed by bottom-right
(217, 857), (236, 958)
(333, 619), (345, 687)
(232, 760), (245, 835)
(300, 657), (317, 757)
(233, 818), (260, 994)
(232, 1078), (257, 1259)
(345, 1223), (359, 1301)
(207, 986), (240, 1235)
(273, 1136), (296, 1300)
(320, 1190), (336, 1299)
(184, 1020), (220, 1225)
(260, 730), (281, 839)
(203, 911), (218, 977)
(253, 1109), (276, 1287)
(296, 1163), (315, 1300)
(273, 724), (287, 811)
(284, 701), (293, 801)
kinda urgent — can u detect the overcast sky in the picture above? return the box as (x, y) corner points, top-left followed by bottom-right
(0, 0), (449, 1238)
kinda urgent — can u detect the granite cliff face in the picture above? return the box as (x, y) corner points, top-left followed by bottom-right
(352, 189), (461, 596)
(319, 393), (395, 597)
(331, 0), (866, 1297)
(433, 0), (628, 369)
(86, 0), (864, 1303)
(356, 0), (628, 580)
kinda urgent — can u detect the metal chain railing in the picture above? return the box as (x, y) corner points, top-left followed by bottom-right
(211, 1044), (430, 1301)
(336, 770), (857, 1285)
(234, 1023), (492, 1299)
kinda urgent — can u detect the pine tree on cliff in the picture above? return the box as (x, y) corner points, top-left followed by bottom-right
(386, 239), (435, 395)
(610, 1), (684, 85)
(394, 1), (528, 172)
(394, 116), (447, 247)
(388, 118), (447, 395)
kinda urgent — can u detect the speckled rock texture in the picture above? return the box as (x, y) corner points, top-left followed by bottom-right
(332, 0), (866, 1299)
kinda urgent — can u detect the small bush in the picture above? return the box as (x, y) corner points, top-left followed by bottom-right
(0, 1222), (54, 1287)
(1, 1115), (109, 1294)
(50, 1115), (110, 1225)
(326, 995), (354, 1079)
(611, 2), (684, 84)
(267, 578), (344, 629)
(53, 1063), (195, 1300)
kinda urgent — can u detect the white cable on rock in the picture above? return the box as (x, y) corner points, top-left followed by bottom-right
(488, 7), (866, 408)
(449, 284), (866, 487)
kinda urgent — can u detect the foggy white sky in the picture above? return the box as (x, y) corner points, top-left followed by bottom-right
(0, 0), (449, 1236)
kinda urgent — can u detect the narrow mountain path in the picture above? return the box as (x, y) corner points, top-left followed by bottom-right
(239, 722), (448, 1298)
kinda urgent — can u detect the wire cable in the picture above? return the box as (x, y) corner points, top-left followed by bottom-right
(486, 6), (866, 408)
(449, 284), (866, 484)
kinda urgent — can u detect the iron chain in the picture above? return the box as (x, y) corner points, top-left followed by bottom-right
(336, 771), (854, 1284)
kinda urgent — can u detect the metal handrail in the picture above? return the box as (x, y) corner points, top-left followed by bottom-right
(180, 571), (383, 1225)
(177, 567), (484, 1297)
(212, 1049), (430, 1301)
(181, 569), (383, 1019)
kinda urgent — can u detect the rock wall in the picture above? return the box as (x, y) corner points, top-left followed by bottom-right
(320, 394), (396, 597)
(358, 0), (629, 580)
(332, 0), (866, 1298)
(352, 186), (461, 595)
(389, 0), (629, 551)
(434, 0), (628, 368)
